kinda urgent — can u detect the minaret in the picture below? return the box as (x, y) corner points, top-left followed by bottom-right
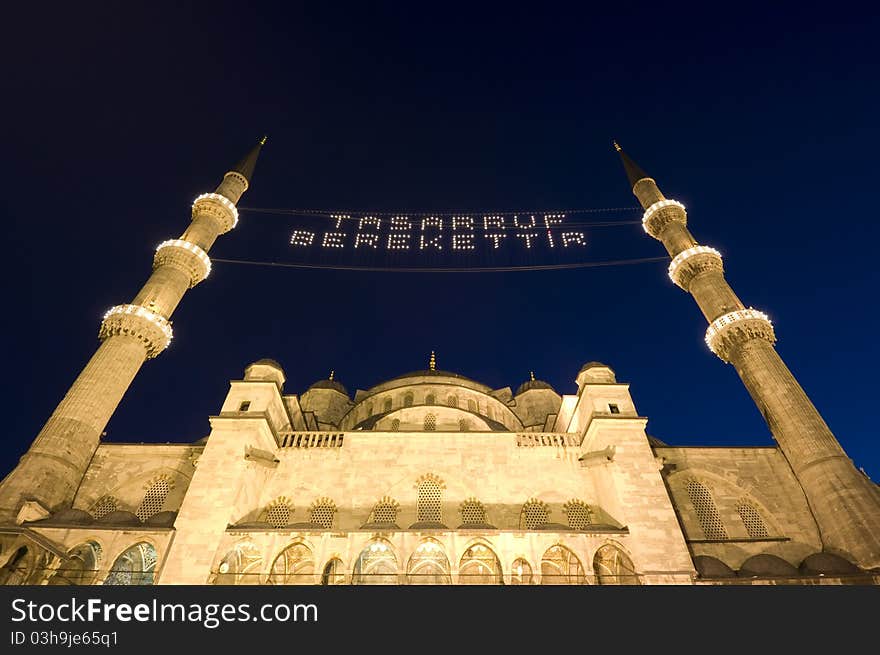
(0, 137), (267, 521)
(614, 141), (880, 568)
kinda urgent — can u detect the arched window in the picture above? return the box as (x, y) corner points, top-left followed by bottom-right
(417, 475), (443, 524)
(369, 497), (399, 527)
(458, 418), (469, 431)
(467, 399), (477, 412)
(446, 395), (458, 408)
(50, 542), (102, 586)
(686, 479), (728, 540)
(383, 397), (393, 412)
(390, 418), (400, 432)
(214, 542), (262, 585)
(459, 499), (487, 526)
(403, 392), (414, 407)
(425, 394), (435, 405)
(268, 544), (314, 585)
(520, 499), (550, 529)
(263, 498), (293, 528)
(540, 545), (586, 585)
(321, 558), (345, 585)
(90, 496), (119, 520)
(424, 413), (437, 431)
(309, 498), (337, 529)
(737, 502), (769, 538)
(364, 403), (373, 419)
(352, 540), (397, 584)
(406, 540), (451, 584)
(103, 542), (157, 585)
(564, 500), (592, 530)
(594, 544), (640, 585)
(136, 476), (173, 522)
(459, 544), (502, 584)
(510, 558), (533, 585)
(0, 547), (31, 586)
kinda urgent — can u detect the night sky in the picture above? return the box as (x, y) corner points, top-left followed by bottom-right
(4, 4), (879, 482)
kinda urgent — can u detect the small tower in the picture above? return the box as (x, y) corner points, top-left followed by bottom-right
(0, 138), (267, 521)
(615, 142), (880, 568)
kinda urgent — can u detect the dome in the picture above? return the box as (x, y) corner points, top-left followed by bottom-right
(515, 379), (554, 395)
(392, 369), (480, 383)
(250, 358), (283, 370)
(578, 361), (610, 373)
(309, 379), (349, 396)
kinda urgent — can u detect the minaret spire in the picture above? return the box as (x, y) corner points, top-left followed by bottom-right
(429, 351), (436, 371)
(621, 144), (880, 568)
(230, 136), (267, 184)
(613, 140), (652, 190)
(0, 138), (263, 520)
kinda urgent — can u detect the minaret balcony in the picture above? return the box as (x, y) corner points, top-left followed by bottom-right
(642, 199), (686, 238)
(668, 245), (724, 290)
(154, 239), (212, 286)
(192, 192), (239, 233)
(99, 304), (173, 358)
(704, 309), (775, 362)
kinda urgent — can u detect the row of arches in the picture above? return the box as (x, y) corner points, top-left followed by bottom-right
(215, 539), (640, 585)
(0, 542), (159, 587)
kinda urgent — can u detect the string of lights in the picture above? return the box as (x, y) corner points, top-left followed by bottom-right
(238, 206), (640, 217)
(211, 256), (668, 273)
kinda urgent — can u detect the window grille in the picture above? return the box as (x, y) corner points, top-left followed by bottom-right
(424, 413), (437, 431)
(459, 499), (487, 525)
(417, 477), (443, 523)
(686, 479), (728, 540)
(90, 496), (119, 519)
(737, 502), (769, 538)
(520, 499), (549, 529)
(136, 477), (172, 522)
(564, 500), (592, 530)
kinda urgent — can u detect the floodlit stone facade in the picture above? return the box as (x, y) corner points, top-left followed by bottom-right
(1, 142), (878, 586)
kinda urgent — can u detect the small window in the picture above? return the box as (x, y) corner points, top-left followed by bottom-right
(467, 399), (477, 412)
(239, 401), (251, 412)
(458, 418), (469, 431)
(390, 419), (400, 432)
(425, 394), (435, 405)
(403, 393), (414, 407)
(424, 414), (437, 431)
(383, 398), (393, 412)
(446, 395), (458, 408)
(608, 403), (619, 414)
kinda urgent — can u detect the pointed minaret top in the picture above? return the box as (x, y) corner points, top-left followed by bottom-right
(429, 351), (436, 371)
(613, 140), (651, 188)
(230, 136), (267, 183)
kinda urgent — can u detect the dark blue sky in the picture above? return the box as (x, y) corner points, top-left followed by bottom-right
(3, 3), (879, 480)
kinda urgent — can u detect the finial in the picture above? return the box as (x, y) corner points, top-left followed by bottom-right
(259, 135), (268, 145)
(530, 371), (536, 381)
(429, 351), (436, 371)
(612, 140), (622, 152)
(328, 370), (335, 381)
